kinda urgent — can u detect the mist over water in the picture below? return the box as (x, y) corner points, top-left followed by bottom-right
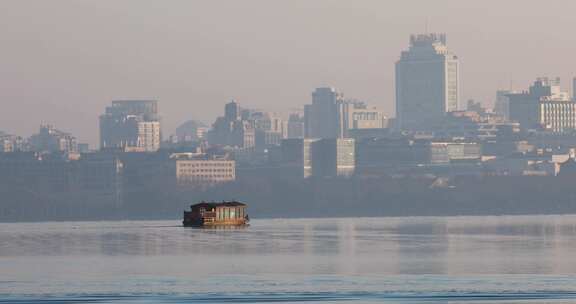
(2, 216), (576, 303)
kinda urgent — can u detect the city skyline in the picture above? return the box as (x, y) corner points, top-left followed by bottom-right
(5, 3), (576, 302)
(2, 1), (576, 145)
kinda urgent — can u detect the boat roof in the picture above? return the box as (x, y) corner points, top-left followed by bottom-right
(191, 201), (246, 208)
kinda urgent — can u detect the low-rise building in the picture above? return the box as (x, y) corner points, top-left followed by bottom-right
(171, 153), (235, 186)
(429, 142), (482, 164)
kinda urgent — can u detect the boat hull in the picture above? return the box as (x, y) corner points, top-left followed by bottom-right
(182, 219), (248, 227)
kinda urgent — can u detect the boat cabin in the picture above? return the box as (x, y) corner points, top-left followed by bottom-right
(183, 201), (248, 227)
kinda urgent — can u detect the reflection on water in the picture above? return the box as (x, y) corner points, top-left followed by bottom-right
(2, 216), (576, 302)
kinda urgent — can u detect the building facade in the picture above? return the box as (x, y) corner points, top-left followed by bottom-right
(341, 101), (387, 137)
(209, 100), (256, 149)
(29, 125), (78, 153)
(494, 90), (517, 120)
(304, 87), (343, 138)
(304, 88), (386, 139)
(174, 158), (236, 186)
(280, 138), (355, 178)
(312, 138), (355, 177)
(0, 132), (24, 153)
(509, 78), (576, 133)
(280, 138), (318, 178)
(175, 120), (208, 142)
(0, 152), (123, 219)
(428, 142), (482, 164)
(287, 113), (305, 139)
(99, 100), (161, 152)
(396, 33), (459, 131)
(539, 101), (576, 132)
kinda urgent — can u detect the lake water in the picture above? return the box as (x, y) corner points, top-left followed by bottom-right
(2, 216), (576, 303)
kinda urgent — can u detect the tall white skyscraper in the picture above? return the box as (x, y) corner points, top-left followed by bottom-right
(395, 33), (459, 131)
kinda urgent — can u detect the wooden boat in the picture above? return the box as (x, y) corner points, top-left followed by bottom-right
(183, 201), (249, 227)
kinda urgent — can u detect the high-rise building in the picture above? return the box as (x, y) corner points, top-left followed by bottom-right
(305, 87), (343, 138)
(304, 88), (386, 139)
(287, 113), (305, 139)
(311, 138), (355, 178)
(175, 120), (208, 142)
(225, 100), (240, 122)
(573, 77), (576, 100)
(280, 138), (355, 178)
(208, 100), (255, 149)
(395, 33), (459, 131)
(29, 125), (78, 153)
(251, 111), (284, 134)
(508, 78), (576, 132)
(248, 111), (285, 150)
(280, 138), (317, 178)
(494, 90), (517, 120)
(99, 100), (161, 152)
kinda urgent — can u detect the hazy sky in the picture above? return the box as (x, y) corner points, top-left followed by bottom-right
(2, 0), (576, 145)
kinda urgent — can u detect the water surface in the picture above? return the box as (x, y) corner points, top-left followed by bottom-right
(2, 216), (576, 303)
